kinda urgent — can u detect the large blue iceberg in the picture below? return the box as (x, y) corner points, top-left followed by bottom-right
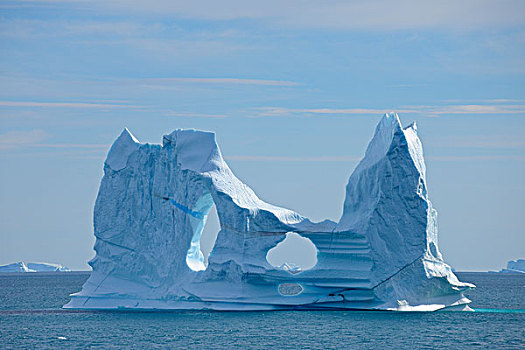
(65, 113), (474, 311)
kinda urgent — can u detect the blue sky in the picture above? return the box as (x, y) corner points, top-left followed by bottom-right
(1, 0), (524, 270)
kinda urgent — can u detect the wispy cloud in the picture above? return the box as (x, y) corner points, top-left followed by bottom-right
(0, 129), (49, 149)
(444, 99), (525, 104)
(0, 149), (107, 160)
(226, 155), (361, 162)
(0, 19), (157, 38)
(0, 76), (299, 101)
(250, 107), (411, 117)
(133, 77), (299, 87)
(226, 154), (525, 162)
(250, 104), (525, 118)
(0, 101), (143, 109)
(0, 129), (110, 150)
(430, 135), (525, 149)
(2, 100), (523, 118)
(411, 104), (525, 115)
(428, 155), (525, 162)
(37, 143), (109, 149)
(162, 111), (227, 118)
(45, 0), (524, 32)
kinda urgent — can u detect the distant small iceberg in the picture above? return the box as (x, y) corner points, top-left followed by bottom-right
(0, 261), (71, 273)
(493, 259), (525, 274)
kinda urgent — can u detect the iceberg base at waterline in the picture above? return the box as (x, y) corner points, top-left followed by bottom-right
(64, 113), (474, 311)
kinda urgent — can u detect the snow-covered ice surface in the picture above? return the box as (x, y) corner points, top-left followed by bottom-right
(0, 262), (71, 273)
(64, 113), (474, 311)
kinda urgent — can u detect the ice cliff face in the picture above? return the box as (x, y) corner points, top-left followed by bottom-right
(65, 113), (473, 311)
(336, 115), (472, 310)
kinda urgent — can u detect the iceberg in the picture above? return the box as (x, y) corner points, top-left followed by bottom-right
(497, 259), (525, 274)
(0, 262), (71, 273)
(65, 113), (473, 311)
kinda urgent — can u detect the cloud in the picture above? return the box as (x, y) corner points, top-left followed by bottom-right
(430, 135), (525, 149)
(226, 155), (361, 162)
(0, 101), (143, 109)
(0, 149), (107, 160)
(0, 129), (111, 151)
(444, 99), (525, 104)
(428, 155), (525, 162)
(0, 19), (157, 38)
(137, 77), (299, 87)
(37, 144), (109, 149)
(0, 76), (299, 101)
(411, 104), (525, 115)
(226, 154), (525, 162)
(0, 129), (49, 149)
(250, 104), (525, 118)
(162, 111), (227, 118)
(22, 0), (524, 32)
(250, 107), (412, 117)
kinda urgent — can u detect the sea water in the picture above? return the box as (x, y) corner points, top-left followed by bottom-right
(0, 272), (523, 349)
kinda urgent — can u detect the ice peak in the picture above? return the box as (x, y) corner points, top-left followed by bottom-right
(354, 112), (402, 172)
(379, 112), (402, 129)
(105, 128), (141, 171)
(121, 128), (140, 143)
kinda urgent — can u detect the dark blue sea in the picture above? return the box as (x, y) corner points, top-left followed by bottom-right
(0, 272), (524, 349)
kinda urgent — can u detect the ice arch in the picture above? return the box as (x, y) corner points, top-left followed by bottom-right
(66, 116), (475, 311)
(266, 232), (318, 273)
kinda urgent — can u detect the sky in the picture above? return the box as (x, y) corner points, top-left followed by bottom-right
(0, 0), (524, 271)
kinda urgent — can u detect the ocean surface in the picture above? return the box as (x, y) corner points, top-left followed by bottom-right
(0, 272), (523, 349)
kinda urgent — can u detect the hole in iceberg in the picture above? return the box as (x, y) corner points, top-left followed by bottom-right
(266, 232), (318, 274)
(278, 283), (304, 296)
(200, 204), (220, 267)
(185, 193), (220, 272)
